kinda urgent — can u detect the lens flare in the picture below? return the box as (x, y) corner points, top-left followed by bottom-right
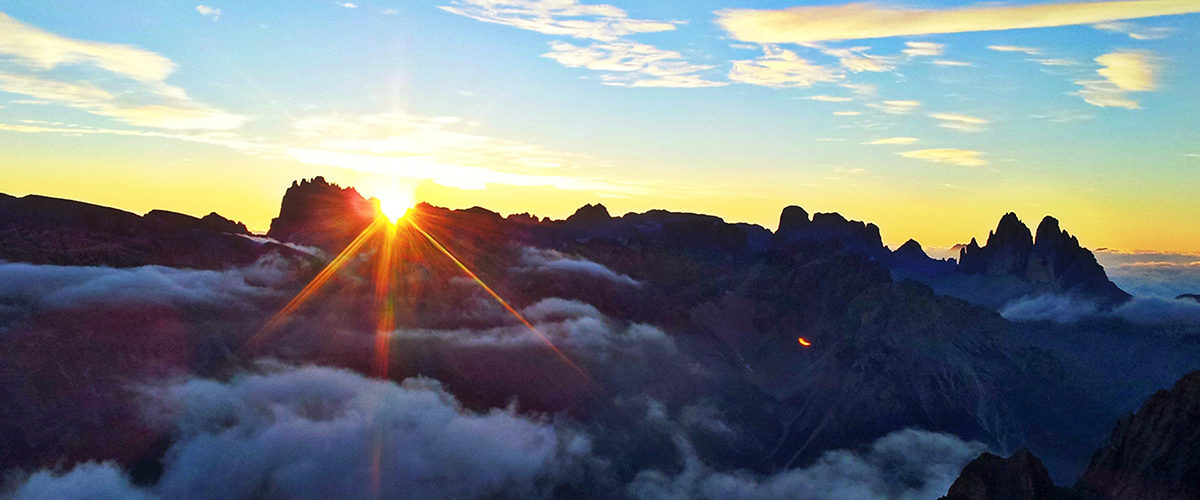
(404, 217), (590, 379)
(245, 218), (386, 350)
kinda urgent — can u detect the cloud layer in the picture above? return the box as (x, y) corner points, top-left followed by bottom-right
(716, 0), (1200, 43)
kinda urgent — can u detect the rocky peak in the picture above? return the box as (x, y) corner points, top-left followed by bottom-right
(941, 450), (1071, 500)
(775, 206), (886, 260)
(895, 238), (926, 258)
(955, 213), (1128, 306)
(200, 212), (250, 235)
(267, 177), (376, 251)
(1077, 370), (1200, 500)
(778, 205), (810, 231)
(566, 203), (611, 224)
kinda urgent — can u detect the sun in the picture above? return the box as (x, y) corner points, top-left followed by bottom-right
(373, 188), (415, 222)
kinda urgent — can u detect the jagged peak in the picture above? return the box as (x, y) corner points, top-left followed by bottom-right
(895, 238), (925, 254)
(566, 203), (611, 223)
(987, 212), (1033, 248)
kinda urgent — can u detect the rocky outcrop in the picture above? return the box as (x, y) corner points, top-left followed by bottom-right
(774, 205), (888, 260)
(944, 370), (1200, 500)
(948, 213), (1130, 308)
(1076, 370), (1200, 500)
(0, 194), (288, 268)
(889, 238), (957, 278)
(267, 176), (377, 252)
(941, 450), (1073, 500)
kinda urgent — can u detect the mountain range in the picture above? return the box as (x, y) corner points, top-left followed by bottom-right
(1, 177), (1197, 499)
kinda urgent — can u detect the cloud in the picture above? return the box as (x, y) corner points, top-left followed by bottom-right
(541, 41), (724, 88)
(804, 95), (854, 102)
(195, 5), (221, 20)
(729, 46), (843, 88)
(867, 99), (920, 114)
(0, 72), (246, 129)
(0, 14), (247, 130)
(515, 247), (640, 286)
(1095, 249), (1200, 299)
(627, 428), (986, 500)
(8, 462), (154, 500)
(932, 60), (972, 67)
(10, 364), (591, 499)
(0, 257), (291, 320)
(987, 45), (1042, 55)
(715, 0), (1200, 43)
(1093, 21), (1172, 39)
(1095, 50), (1157, 91)
(0, 12), (175, 83)
(1000, 294), (1100, 323)
(286, 112), (641, 192)
(864, 137), (918, 145)
(820, 46), (897, 72)
(929, 112), (989, 131)
(1075, 50), (1158, 109)
(338, 2), (358, 7)
(832, 110), (861, 116)
(899, 148), (987, 166)
(903, 41), (943, 57)
(1000, 293), (1200, 325)
(439, 0), (680, 41)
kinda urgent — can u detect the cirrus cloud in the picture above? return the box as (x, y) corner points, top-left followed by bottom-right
(899, 148), (987, 167)
(715, 0), (1200, 43)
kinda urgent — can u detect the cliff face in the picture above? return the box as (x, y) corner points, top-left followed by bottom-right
(943, 370), (1200, 500)
(1076, 370), (1200, 500)
(267, 176), (377, 252)
(0, 194), (274, 269)
(775, 204), (888, 261)
(941, 450), (1072, 500)
(951, 213), (1130, 308)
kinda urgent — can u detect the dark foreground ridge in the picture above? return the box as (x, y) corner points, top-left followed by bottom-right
(942, 370), (1200, 500)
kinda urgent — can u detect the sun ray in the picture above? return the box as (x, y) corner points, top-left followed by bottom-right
(245, 217), (386, 350)
(404, 217), (590, 379)
(373, 221), (397, 379)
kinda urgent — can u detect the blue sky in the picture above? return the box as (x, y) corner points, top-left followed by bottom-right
(1, 0), (1198, 251)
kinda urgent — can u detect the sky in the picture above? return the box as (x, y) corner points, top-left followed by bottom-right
(0, 0), (1198, 252)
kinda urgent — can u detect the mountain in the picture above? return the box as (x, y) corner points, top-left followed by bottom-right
(942, 370), (1200, 500)
(0, 193), (287, 268)
(941, 450), (1072, 500)
(267, 176), (377, 252)
(897, 213), (1131, 310)
(1076, 370), (1200, 500)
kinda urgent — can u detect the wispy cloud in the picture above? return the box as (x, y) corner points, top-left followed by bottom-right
(0, 13), (246, 130)
(804, 95), (854, 102)
(0, 72), (246, 130)
(338, 2), (358, 8)
(867, 99), (920, 115)
(988, 45), (1041, 55)
(833, 110), (861, 116)
(865, 137), (919, 145)
(932, 60), (972, 67)
(729, 46), (843, 88)
(0, 13), (175, 83)
(1093, 21), (1172, 39)
(286, 112), (641, 192)
(903, 41), (943, 57)
(715, 0), (1200, 43)
(542, 41), (724, 88)
(195, 5), (221, 20)
(929, 112), (989, 131)
(900, 148), (987, 166)
(439, 0), (679, 41)
(821, 45), (897, 72)
(1075, 50), (1158, 109)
